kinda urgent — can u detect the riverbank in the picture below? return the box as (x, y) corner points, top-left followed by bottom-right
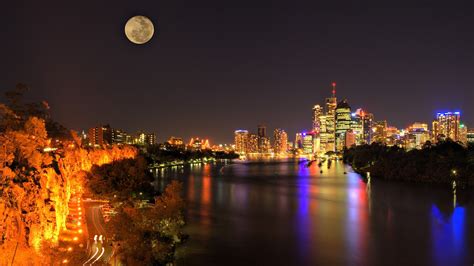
(343, 141), (474, 187)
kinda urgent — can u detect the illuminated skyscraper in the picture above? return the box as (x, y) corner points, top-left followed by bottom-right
(319, 115), (328, 151)
(234, 130), (249, 154)
(273, 129), (288, 155)
(257, 124), (269, 153)
(373, 120), (387, 143)
(432, 112), (461, 142)
(247, 134), (259, 153)
(324, 82), (337, 152)
(354, 109), (374, 144)
(312, 105), (323, 133)
(295, 133), (303, 149)
(335, 99), (351, 151)
(350, 110), (364, 145)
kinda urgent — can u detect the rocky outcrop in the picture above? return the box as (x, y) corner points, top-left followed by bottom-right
(0, 117), (137, 261)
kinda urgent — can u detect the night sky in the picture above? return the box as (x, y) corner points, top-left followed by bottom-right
(1, 0), (473, 143)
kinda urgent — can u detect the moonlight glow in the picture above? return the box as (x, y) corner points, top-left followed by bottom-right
(124, 16), (154, 44)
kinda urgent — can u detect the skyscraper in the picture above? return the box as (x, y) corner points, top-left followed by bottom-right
(247, 133), (259, 153)
(324, 83), (337, 152)
(373, 120), (387, 143)
(362, 111), (374, 144)
(335, 99), (351, 151)
(295, 133), (303, 149)
(319, 115), (328, 152)
(432, 112), (461, 142)
(257, 124), (269, 153)
(312, 105), (323, 133)
(350, 110), (364, 145)
(234, 130), (249, 154)
(273, 129), (288, 155)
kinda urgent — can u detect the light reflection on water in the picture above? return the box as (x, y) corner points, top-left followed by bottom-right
(153, 160), (473, 266)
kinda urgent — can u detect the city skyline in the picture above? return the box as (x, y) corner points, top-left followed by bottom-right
(1, 1), (473, 144)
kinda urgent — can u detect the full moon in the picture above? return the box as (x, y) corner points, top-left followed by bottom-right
(124, 16), (154, 44)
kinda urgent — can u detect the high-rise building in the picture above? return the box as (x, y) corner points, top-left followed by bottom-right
(273, 129), (288, 155)
(234, 130), (249, 154)
(373, 120), (387, 143)
(324, 83), (338, 152)
(350, 110), (364, 145)
(247, 134), (259, 153)
(295, 133), (303, 149)
(467, 129), (474, 144)
(88, 125), (112, 146)
(302, 132), (315, 154)
(354, 109), (374, 144)
(335, 99), (351, 151)
(432, 112), (461, 142)
(257, 124), (269, 153)
(312, 105), (323, 133)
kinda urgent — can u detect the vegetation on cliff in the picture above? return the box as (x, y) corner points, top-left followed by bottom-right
(0, 84), (173, 264)
(343, 141), (474, 186)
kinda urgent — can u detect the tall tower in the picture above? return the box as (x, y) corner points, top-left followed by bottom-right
(273, 129), (288, 155)
(257, 124), (269, 153)
(234, 130), (249, 154)
(335, 99), (352, 151)
(312, 105), (323, 133)
(324, 82), (337, 152)
(433, 112), (461, 142)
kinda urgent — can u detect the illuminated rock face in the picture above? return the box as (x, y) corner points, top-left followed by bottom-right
(0, 117), (138, 256)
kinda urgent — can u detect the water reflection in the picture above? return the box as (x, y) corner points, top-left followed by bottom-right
(154, 160), (474, 266)
(431, 205), (466, 266)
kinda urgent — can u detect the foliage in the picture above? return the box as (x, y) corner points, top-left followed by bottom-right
(145, 144), (239, 164)
(2, 83), (70, 139)
(85, 156), (154, 199)
(343, 141), (474, 186)
(107, 181), (185, 265)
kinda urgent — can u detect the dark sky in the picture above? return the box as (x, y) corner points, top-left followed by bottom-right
(1, 0), (473, 143)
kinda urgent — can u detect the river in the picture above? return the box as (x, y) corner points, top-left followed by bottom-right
(154, 159), (474, 266)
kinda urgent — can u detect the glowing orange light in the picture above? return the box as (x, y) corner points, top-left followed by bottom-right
(67, 247), (73, 252)
(62, 259), (69, 264)
(73, 237), (78, 241)
(78, 229), (83, 234)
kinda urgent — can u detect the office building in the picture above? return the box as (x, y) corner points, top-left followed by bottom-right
(234, 130), (249, 154)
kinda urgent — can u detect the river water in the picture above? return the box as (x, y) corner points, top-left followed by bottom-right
(154, 159), (474, 266)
